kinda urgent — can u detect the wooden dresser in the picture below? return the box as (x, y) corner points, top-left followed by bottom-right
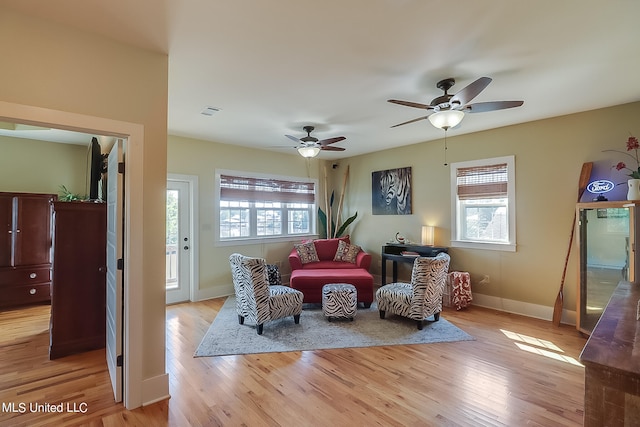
(0, 192), (55, 308)
(49, 201), (107, 359)
(580, 281), (640, 426)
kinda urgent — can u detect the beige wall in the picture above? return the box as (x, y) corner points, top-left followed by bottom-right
(168, 102), (640, 321)
(340, 101), (640, 317)
(167, 135), (325, 297)
(0, 136), (87, 195)
(1, 8), (168, 406)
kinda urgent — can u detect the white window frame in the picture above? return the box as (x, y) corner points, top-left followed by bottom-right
(450, 155), (516, 252)
(215, 169), (318, 246)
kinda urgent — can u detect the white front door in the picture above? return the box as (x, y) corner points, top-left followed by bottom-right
(166, 177), (194, 304)
(106, 139), (124, 402)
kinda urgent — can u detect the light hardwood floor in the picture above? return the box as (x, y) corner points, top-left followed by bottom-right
(0, 298), (587, 426)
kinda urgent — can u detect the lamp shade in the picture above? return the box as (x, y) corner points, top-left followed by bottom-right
(297, 146), (321, 158)
(428, 110), (464, 130)
(421, 225), (435, 246)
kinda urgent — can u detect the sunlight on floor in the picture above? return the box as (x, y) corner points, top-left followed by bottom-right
(500, 329), (583, 367)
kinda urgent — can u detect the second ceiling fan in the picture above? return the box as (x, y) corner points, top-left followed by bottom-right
(285, 126), (346, 158)
(388, 77), (524, 130)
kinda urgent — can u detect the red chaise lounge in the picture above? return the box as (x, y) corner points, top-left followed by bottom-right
(288, 236), (374, 307)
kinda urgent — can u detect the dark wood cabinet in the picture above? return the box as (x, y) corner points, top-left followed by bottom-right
(49, 202), (106, 359)
(0, 192), (55, 308)
(580, 281), (640, 426)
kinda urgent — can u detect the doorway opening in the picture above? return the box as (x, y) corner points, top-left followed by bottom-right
(0, 100), (146, 409)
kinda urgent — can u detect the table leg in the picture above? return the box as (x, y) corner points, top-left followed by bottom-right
(392, 261), (398, 283)
(381, 258), (387, 286)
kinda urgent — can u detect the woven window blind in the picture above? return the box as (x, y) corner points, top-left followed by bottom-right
(456, 163), (508, 199)
(220, 174), (315, 203)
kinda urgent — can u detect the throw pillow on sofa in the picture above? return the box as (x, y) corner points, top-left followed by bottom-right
(333, 240), (361, 263)
(294, 242), (320, 264)
(265, 264), (282, 286)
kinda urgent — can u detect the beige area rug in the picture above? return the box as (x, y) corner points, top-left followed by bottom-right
(194, 296), (474, 357)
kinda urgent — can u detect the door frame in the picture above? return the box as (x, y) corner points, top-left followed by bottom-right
(0, 100), (147, 409)
(166, 174), (198, 304)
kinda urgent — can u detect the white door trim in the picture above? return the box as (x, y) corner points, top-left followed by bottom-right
(0, 101), (151, 409)
(167, 174), (198, 304)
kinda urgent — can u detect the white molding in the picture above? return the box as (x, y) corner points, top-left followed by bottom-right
(471, 293), (577, 326)
(195, 284), (234, 301)
(141, 373), (170, 406)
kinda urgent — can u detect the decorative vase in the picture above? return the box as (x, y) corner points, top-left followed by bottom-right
(627, 179), (640, 201)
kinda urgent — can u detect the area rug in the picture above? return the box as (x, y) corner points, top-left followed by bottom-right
(194, 296), (474, 357)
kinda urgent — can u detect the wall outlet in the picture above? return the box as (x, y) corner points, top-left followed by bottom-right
(479, 275), (490, 285)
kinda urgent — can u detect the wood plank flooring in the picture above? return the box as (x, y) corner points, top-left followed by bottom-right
(0, 299), (587, 426)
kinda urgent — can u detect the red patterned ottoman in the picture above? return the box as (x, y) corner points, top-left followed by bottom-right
(444, 271), (472, 310)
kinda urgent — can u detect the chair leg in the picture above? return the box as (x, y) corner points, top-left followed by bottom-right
(238, 315), (244, 325)
(434, 312), (440, 321)
(257, 324), (264, 335)
(416, 320), (424, 330)
(379, 310), (386, 319)
(294, 314), (300, 324)
(363, 302), (372, 308)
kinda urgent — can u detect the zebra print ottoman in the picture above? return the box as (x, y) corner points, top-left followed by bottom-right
(322, 283), (357, 321)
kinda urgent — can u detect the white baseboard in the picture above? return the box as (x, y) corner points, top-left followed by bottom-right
(471, 293), (577, 326)
(194, 284), (234, 301)
(142, 373), (170, 406)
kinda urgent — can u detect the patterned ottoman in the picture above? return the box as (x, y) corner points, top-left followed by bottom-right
(444, 271), (473, 310)
(322, 283), (357, 321)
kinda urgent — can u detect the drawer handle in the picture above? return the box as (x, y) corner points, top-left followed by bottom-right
(29, 273), (37, 279)
(29, 288), (36, 295)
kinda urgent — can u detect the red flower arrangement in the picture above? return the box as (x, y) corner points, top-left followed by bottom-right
(608, 136), (640, 179)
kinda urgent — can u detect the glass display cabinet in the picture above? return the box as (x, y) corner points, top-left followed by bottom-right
(576, 201), (638, 335)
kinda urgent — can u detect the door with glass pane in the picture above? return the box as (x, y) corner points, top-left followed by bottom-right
(166, 179), (192, 304)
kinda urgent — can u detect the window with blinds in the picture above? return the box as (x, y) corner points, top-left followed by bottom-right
(217, 171), (317, 242)
(450, 156), (516, 251)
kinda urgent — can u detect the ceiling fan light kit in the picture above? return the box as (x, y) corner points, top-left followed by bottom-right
(428, 110), (465, 130)
(297, 146), (321, 158)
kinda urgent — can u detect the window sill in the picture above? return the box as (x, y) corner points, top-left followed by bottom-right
(216, 234), (317, 247)
(450, 240), (516, 252)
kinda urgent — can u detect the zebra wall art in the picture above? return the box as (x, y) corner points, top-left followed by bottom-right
(371, 166), (412, 215)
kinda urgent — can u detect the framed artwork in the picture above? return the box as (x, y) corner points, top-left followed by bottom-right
(372, 167), (412, 215)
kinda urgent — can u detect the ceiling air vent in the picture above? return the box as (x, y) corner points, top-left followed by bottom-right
(201, 106), (220, 116)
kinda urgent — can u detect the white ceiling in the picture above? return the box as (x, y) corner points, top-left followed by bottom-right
(4, 1), (640, 158)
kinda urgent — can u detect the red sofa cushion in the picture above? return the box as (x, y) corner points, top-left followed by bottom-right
(312, 236), (350, 260)
(289, 240), (371, 271)
(290, 268), (374, 304)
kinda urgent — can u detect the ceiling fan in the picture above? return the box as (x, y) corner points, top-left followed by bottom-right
(388, 77), (524, 130)
(285, 126), (346, 158)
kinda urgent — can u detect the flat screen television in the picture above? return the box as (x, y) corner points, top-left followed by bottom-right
(89, 137), (103, 200)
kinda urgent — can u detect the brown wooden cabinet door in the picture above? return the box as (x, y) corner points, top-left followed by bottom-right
(50, 202), (107, 359)
(0, 195), (12, 267)
(14, 195), (53, 266)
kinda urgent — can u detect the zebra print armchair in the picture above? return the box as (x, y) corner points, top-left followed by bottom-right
(376, 253), (450, 330)
(229, 253), (303, 335)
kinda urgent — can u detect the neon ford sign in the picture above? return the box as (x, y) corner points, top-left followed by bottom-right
(587, 180), (615, 194)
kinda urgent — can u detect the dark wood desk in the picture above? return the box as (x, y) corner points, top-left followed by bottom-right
(381, 244), (448, 286)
